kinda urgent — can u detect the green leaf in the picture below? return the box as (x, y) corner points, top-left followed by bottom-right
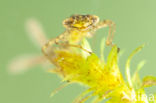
(132, 60), (146, 89)
(142, 76), (156, 87)
(107, 45), (118, 69)
(81, 38), (92, 58)
(100, 37), (105, 63)
(125, 44), (144, 87)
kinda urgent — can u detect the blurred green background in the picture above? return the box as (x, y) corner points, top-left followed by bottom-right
(0, 0), (156, 103)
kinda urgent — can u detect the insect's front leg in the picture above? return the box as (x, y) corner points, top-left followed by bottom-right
(59, 43), (92, 54)
(94, 20), (116, 46)
(42, 32), (67, 57)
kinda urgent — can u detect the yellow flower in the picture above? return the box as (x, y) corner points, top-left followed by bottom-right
(47, 37), (156, 103)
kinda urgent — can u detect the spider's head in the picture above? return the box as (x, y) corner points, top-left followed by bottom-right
(63, 15), (99, 30)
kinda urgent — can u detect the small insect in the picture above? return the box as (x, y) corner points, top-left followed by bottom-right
(42, 15), (115, 58)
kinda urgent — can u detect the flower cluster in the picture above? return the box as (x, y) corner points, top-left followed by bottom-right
(47, 38), (156, 103)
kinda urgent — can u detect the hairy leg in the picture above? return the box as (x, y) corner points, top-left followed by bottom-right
(59, 43), (92, 54)
(42, 37), (92, 59)
(93, 20), (116, 46)
(42, 32), (67, 57)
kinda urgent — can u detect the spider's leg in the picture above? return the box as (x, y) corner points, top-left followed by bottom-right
(42, 32), (67, 58)
(59, 43), (92, 54)
(93, 20), (116, 46)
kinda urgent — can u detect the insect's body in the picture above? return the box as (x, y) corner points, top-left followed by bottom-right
(62, 15), (100, 44)
(66, 30), (91, 44)
(42, 15), (115, 57)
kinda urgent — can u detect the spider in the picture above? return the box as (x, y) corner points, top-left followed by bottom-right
(8, 15), (116, 75)
(42, 14), (116, 57)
